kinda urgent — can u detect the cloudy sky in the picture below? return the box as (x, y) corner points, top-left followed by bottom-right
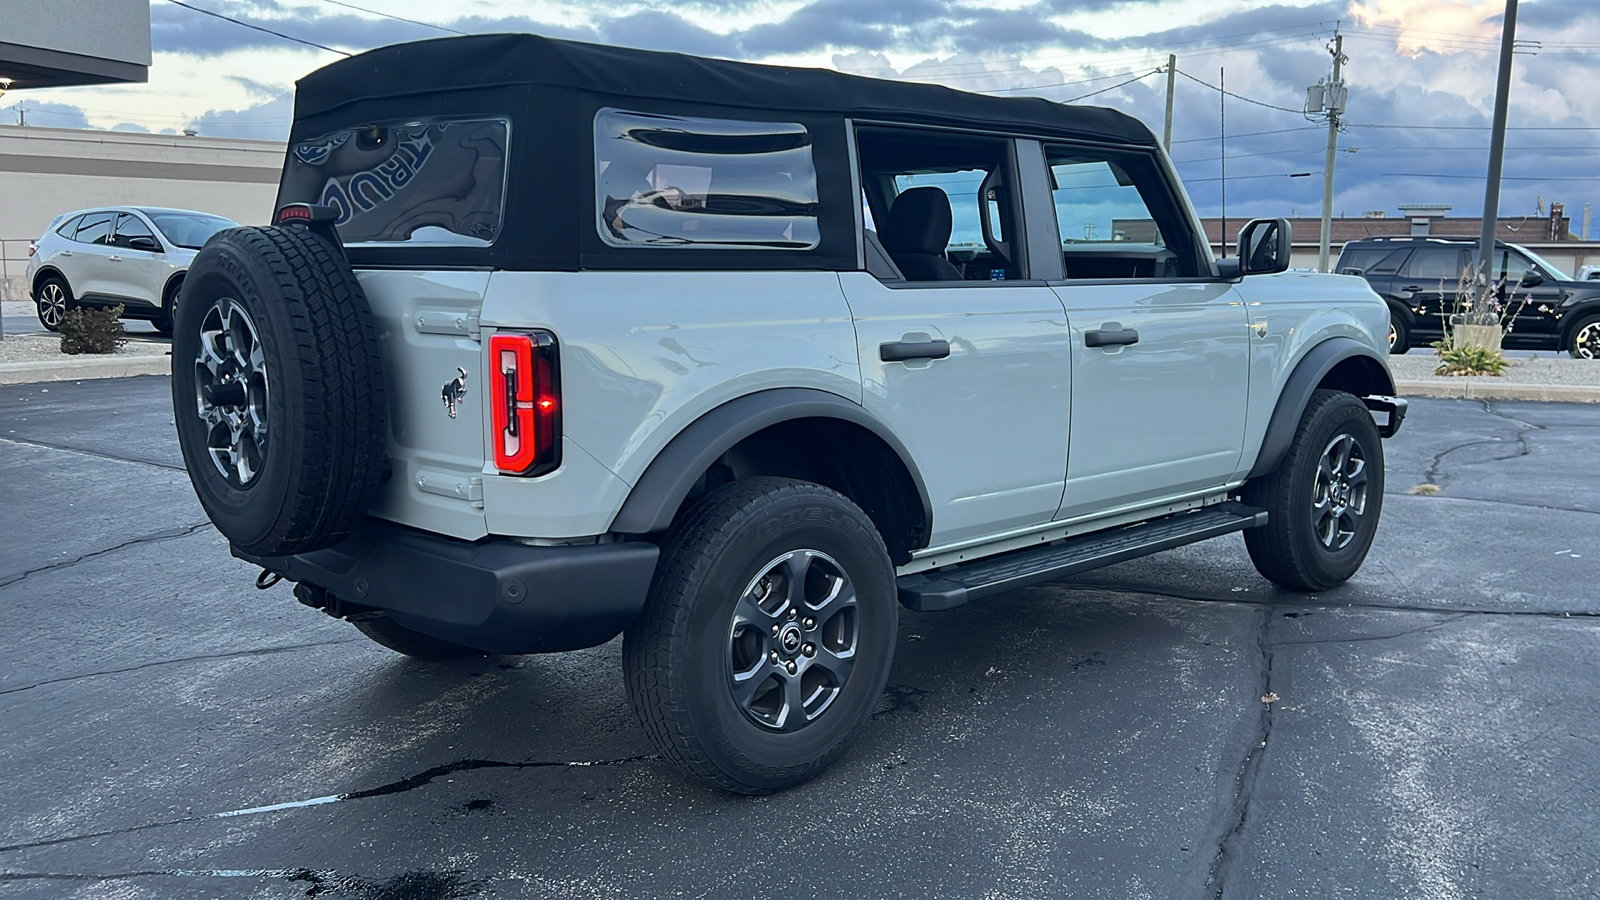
(9, 0), (1600, 227)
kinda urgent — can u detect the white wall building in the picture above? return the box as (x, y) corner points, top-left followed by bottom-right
(0, 125), (285, 301)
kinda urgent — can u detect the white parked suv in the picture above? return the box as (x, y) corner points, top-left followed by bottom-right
(26, 207), (237, 333)
(170, 34), (1407, 794)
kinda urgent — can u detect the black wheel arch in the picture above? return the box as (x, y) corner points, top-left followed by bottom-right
(31, 266), (68, 299)
(1247, 337), (1396, 480)
(1559, 302), (1600, 346)
(162, 271), (186, 305)
(610, 388), (933, 565)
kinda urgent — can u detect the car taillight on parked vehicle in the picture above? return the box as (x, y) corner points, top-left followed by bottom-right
(488, 331), (561, 475)
(27, 243), (36, 257)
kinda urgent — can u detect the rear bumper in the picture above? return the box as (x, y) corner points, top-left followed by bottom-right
(236, 519), (659, 654)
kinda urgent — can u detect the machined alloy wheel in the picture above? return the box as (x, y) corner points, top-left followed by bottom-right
(36, 280), (68, 331)
(1242, 389), (1385, 592)
(729, 549), (859, 732)
(1572, 317), (1600, 360)
(624, 477), (898, 794)
(1311, 434), (1368, 551)
(194, 298), (269, 488)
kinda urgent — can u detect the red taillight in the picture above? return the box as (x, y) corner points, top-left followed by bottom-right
(488, 331), (561, 475)
(28, 243), (37, 257)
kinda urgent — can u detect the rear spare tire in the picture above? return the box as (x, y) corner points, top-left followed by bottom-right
(172, 226), (388, 556)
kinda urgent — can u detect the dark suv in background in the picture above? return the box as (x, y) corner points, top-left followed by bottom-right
(1337, 236), (1600, 358)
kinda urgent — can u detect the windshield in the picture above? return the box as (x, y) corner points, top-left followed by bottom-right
(279, 117), (509, 247)
(149, 213), (237, 249)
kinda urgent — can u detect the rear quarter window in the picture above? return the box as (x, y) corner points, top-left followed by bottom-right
(280, 117), (509, 246)
(594, 108), (820, 250)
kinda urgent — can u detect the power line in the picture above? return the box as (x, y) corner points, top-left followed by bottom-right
(1174, 68), (1304, 114)
(1059, 70), (1162, 103)
(312, 0), (466, 36)
(1171, 125), (1324, 144)
(164, 0), (351, 57)
(1348, 123), (1600, 131)
(1382, 172), (1600, 182)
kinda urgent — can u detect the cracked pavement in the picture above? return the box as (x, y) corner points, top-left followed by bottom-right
(2, 377), (1598, 899)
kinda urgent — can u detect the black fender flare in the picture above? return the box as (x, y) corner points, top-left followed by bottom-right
(1247, 337), (1396, 479)
(30, 265), (67, 299)
(609, 388), (933, 542)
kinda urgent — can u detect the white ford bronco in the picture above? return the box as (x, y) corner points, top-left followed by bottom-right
(171, 34), (1406, 794)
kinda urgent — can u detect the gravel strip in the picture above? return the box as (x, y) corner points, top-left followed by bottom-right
(1388, 353), (1600, 387)
(0, 332), (170, 365)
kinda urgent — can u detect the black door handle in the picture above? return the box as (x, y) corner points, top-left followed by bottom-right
(880, 339), (951, 362)
(1084, 328), (1139, 348)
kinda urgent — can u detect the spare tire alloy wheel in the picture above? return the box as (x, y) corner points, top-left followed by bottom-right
(1571, 315), (1600, 360)
(194, 298), (269, 488)
(625, 478), (897, 794)
(172, 226), (388, 557)
(36, 278), (69, 332)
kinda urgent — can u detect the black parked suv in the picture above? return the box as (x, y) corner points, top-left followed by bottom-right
(1337, 236), (1600, 358)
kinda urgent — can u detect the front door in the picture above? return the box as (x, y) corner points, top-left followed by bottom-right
(1037, 142), (1250, 518)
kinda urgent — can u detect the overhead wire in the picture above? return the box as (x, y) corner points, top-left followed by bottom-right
(164, 0), (351, 56)
(311, 0), (467, 35)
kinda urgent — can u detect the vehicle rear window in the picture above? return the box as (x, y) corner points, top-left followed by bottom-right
(594, 108), (820, 250)
(280, 117), (509, 247)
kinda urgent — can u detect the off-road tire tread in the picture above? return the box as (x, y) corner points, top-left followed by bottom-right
(178, 226), (387, 555)
(353, 617), (485, 660)
(623, 477), (891, 794)
(1242, 389), (1381, 592)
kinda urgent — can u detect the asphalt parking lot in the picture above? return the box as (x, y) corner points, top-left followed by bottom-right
(2, 377), (1598, 899)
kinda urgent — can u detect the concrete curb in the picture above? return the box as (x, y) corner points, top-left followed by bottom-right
(1395, 379), (1600, 403)
(0, 355), (171, 385)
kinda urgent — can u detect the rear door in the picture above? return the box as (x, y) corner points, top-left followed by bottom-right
(842, 126), (1072, 548)
(64, 211), (118, 301)
(1395, 245), (1468, 344)
(1038, 142), (1250, 518)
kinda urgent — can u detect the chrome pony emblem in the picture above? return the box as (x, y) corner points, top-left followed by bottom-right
(441, 367), (468, 419)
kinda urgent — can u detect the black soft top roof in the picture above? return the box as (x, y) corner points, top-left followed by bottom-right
(294, 33), (1158, 147)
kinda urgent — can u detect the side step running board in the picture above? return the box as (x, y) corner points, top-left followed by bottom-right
(896, 501), (1267, 611)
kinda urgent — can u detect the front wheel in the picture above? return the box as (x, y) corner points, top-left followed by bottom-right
(1243, 390), (1385, 592)
(1388, 313), (1409, 354)
(623, 477), (898, 794)
(1569, 314), (1600, 360)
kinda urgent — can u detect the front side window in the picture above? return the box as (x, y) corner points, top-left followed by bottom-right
(1045, 145), (1194, 279)
(594, 108), (819, 250)
(281, 117), (509, 246)
(112, 213), (156, 250)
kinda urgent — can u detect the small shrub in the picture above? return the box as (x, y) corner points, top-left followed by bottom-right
(1432, 340), (1508, 377)
(59, 304), (127, 355)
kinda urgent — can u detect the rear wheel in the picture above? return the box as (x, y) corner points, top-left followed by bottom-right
(153, 280), (180, 336)
(1243, 390), (1385, 592)
(624, 477), (898, 794)
(35, 277), (71, 332)
(353, 616), (485, 661)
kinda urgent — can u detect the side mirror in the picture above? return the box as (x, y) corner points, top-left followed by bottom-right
(1236, 218), (1292, 275)
(128, 236), (162, 252)
(1518, 271), (1544, 287)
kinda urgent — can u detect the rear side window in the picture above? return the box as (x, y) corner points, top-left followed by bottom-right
(1405, 247), (1467, 283)
(280, 117), (509, 246)
(594, 108), (820, 250)
(73, 212), (115, 246)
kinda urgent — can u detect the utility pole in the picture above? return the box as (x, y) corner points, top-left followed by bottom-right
(1219, 67), (1227, 257)
(1318, 32), (1346, 272)
(1163, 54), (1176, 153)
(1476, 0), (1519, 294)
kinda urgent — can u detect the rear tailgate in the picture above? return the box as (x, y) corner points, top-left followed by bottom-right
(357, 268), (490, 540)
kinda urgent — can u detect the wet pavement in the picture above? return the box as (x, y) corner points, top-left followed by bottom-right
(2, 377), (1597, 899)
